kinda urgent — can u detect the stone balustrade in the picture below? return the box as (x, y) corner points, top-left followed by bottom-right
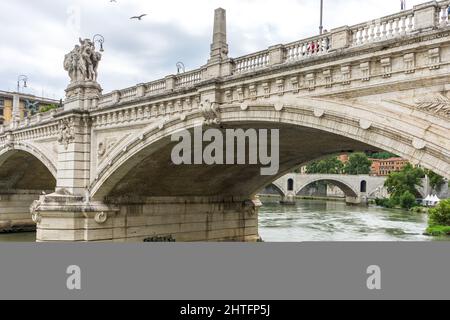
(233, 50), (270, 74)
(93, 1), (450, 112)
(439, 0), (450, 24)
(175, 69), (204, 88)
(350, 11), (415, 47)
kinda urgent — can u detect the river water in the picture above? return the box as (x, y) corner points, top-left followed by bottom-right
(259, 198), (444, 242)
(0, 199), (446, 242)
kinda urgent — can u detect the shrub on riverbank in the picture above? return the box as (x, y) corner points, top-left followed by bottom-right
(375, 198), (396, 208)
(399, 191), (417, 209)
(425, 225), (450, 236)
(426, 199), (450, 237)
(375, 191), (418, 210)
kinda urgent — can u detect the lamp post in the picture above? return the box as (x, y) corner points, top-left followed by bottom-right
(93, 34), (105, 52)
(17, 75), (28, 93)
(319, 0), (324, 35)
(176, 62), (185, 74)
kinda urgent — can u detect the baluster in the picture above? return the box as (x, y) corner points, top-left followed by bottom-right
(370, 23), (375, 41)
(408, 14), (414, 31)
(394, 18), (400, 36)
(401, 16), (407, 34)
(444, 6), (449, 25)
(381, 22), (387, 39)
(352, 29), (358, 45)
(364, 26), (369, 43)
(375, 22), (381, 40)
(388, 20), (394, 37)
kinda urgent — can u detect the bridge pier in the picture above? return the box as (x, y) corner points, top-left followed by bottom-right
(280, 193), (296, 205)
(0, 191), (42, 233)
(31, 194), (261, 242)
(345, 195), (368, 206)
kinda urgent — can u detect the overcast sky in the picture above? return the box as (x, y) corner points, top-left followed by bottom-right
(0, 0), (428, 99)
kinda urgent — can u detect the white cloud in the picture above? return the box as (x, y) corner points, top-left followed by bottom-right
(0, 0), (430, 98)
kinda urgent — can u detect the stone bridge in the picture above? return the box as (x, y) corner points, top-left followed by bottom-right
(0, 1), (449, 241)
(266, 174), (387, 205)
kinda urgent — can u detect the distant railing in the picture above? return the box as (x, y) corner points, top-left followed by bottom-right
(94, 0), (450, 107)
(0, 108), (63, 134)
(233, 50), (270, 74)
(119, 86), (137, 102)
(146, 79), (166, 94)
(175, 69), (203, 88)
(285, 34), (331, 62)
(350, 10), (415, 47)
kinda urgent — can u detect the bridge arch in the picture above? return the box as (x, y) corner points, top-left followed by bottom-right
(89, 97), (450, 200)
(0, 143), (57, 191)
(295, 178), (359, 198)
(263, 183), (285, 197)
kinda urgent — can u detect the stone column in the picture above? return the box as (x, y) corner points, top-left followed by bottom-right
(12, 94), (20, 121)
(64, 81), (102, 111)
(165, 75), (177, 91)
(414, 1), (439, 31)
(330, 26), (351, 51)
(268, 45), (285, 66)
(204, 8), (232, 79)
(55, 114), (91, 196)
(209, 8), (229, 63)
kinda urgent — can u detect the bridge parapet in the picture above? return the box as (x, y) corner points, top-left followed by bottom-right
(85, 0), (450, 118)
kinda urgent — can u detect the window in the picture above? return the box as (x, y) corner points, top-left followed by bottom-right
(287, 179), (294, 192)
(360, 180), (367, 193)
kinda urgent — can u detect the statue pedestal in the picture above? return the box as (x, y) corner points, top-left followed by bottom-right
(64, 81), (102, 111)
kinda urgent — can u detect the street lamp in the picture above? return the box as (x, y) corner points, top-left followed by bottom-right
(176, 62), (185, 74)
(17, 75), (28, 93)
(319, 0), (324, 35)
(93, 34), (105, 52)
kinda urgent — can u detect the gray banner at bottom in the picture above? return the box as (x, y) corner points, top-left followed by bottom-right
(0, 243), (449, 300)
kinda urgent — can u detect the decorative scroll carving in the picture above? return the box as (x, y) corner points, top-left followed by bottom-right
(57, 119), (75, 149)
(97, 137), (118, 159)
(30, 200), (41, 224)
(415, 93), (450, 117)
(200, 101), (221, 125)
(94, 212), (108, 224)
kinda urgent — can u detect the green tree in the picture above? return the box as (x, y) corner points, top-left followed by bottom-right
(39, 104), (58, 113)
(343, 153), (372, 175)
(384, 164), (424, 200)
(368, 152), (398, 159)
(425, 170), (445, 192)
(306, 156), (343, 174)
(399, 191), (417, 209)
(429, 199), (450, 226)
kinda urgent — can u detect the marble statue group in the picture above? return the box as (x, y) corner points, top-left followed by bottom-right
(64, 38), (102, 83)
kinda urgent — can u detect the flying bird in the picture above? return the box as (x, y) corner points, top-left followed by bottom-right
(130, 14), (147, 20)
